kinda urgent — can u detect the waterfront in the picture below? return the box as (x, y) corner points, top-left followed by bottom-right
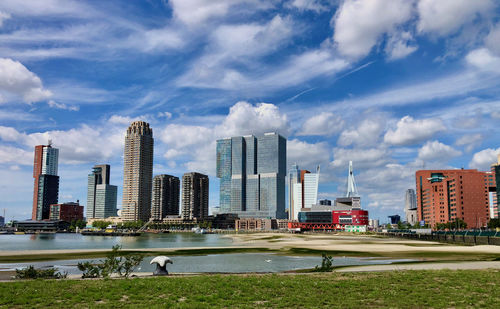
(0, 253), (415, 275)
(0, 233), (234, 251)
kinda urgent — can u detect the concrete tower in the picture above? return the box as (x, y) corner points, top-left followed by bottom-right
(122, 121), (154, 222)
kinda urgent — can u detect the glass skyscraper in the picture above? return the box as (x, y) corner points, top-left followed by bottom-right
(87, 165), (118, 219)
(216, 132), (286, 219)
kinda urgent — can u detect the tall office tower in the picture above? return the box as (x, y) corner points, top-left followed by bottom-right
(87, 165), (117, 219)
(32, 143), (59, 220)
(416, 169), (496, 229)
(216, 132), (286, 219)
(151, 174), (180, 221)
(181, 172), (209, 221)
(288, 163), (300, 220)
(404, 189), (418, 225)
(122, 121), (154, 222)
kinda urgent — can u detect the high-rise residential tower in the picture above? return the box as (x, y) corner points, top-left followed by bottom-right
(288, 163), (300, 220)
(87, 165), (117, 219)
(491, 155), (500, 219)
(151, 174), (180, 221)
(216, 132), (286, 219)
(122, 121), (154, 222)
(182, 172), (209, 221)
(32, 143), (59, 220)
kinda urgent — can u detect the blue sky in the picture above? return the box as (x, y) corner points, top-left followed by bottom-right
(1, 0), (500, 222)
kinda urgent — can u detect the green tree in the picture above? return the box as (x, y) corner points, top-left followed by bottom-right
(487, 218), (500, 229)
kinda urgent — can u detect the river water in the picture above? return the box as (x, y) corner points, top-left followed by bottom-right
(0, 233), (233, 251)
(0, 233), (413, 274)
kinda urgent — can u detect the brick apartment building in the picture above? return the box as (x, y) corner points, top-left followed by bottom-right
(49, 202), (84, 223)
(415, 169), (496, 229)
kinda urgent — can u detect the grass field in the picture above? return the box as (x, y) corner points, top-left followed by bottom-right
(1, 270), (499, 308)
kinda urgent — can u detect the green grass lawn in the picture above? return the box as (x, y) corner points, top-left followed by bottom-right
(1, 270), (499, 308)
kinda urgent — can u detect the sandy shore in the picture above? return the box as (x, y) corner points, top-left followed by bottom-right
(228, 233), (500, 254)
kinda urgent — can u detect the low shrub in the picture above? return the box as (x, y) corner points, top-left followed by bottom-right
(15, 265), (67, 279)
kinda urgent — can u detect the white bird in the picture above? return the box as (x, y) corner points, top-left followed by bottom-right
(150, 256), (173, 267)
(265, 259), (272, 263)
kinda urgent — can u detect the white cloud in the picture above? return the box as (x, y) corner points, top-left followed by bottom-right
(216, 101), (290, 137)
(158, 112), (172, 119)
(465, 48), (500, 73)
(469, 147), (500, 170)
(169, 0), (272, 27)
(384, 116), (445, 146)
(0, 11), (10, 27)
(417, 0), (494, 37)
(47, 100), (79, 111)
(332, 0), (413, 58)
(417, 140), (461, 162)
(287, 139), (330, 170)
(331, 147), (390, 169)
(0, 58), (52, 103)
(385, 31), (418, 61)
(298, 112), (344, 136)
(0, 145), (32, 165)
(338, 118), (385, 147)
(485, 23), (500, 55)
(285, 0), (328, 13)
(0, 0), (93, 18)
(455, 133), (483, 153)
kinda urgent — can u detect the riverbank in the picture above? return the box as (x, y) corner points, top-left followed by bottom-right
(1, 269), (499, 308)
(1, 233), (500, 263)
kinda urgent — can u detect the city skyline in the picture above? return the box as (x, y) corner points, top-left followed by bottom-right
(2, 1), (500, 222)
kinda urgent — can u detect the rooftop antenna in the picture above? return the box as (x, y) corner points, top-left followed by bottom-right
(346, 161), (359, 197)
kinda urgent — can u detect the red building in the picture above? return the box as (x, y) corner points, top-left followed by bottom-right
(32, 144), (59, 220)
(49, 202), (83, 223)
(415, 169), (496, 229)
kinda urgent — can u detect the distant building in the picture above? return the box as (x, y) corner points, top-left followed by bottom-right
(416, 169), (495, 228)
(404, 189), (418, 225)
(290, 166), (320, 220)
(87, 165), (117, 219)
(182, 172), (209, 221)
(216, 132), (286, 219)
(491, 155), (500, 219)
(151, 174), (180, 221)
(32, 144), (59, 220)
(388, 215), (401, 225)
(235, 218), (277, 231)
(319, 199), (332, 206)
(0, 216), (4, 227)
(122, 121), (154, 222)
(49, 202), (84, 222)
(368, 219), (379, 229)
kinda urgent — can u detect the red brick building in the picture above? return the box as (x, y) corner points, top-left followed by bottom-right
(49, 202), (83, 223)
(415, 169), (496, 229)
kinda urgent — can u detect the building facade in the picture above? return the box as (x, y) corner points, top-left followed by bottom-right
(181, 172), (209, 221)
(216, 132), (286, 219)
(289, 165), (320, 220)
(491, 155), (500, 219)
(416, 169), (495, 229)
(32, 144), (59, 220)
(49, 202), (84, 222)
(87, 165), (117, 219)
(151, 174), (180, 221)
(122, 121), (154, 222)
(404, 188), (418, 225)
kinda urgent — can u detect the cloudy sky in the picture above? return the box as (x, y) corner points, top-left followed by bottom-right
(1, 0), (500, 222)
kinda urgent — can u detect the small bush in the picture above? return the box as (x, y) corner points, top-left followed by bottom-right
(77, 245), (144, 279)
(15, 265), (67, 279)
(314, 253), (334, 272)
